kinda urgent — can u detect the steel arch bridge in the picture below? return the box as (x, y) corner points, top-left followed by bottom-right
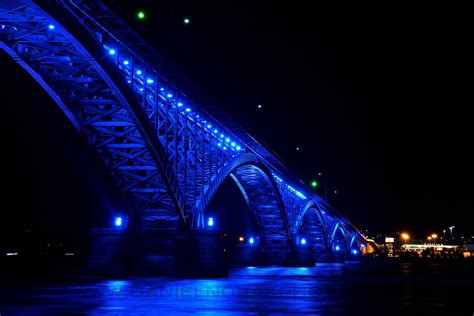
(1, 0), (367, 261)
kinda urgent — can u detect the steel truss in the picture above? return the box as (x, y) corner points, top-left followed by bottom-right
(0, 0), (366, 255)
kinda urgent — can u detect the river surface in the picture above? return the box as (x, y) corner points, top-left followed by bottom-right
(1, 261), (473, 315)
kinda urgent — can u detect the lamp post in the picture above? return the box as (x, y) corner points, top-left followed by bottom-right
(449, 226), (455, 242)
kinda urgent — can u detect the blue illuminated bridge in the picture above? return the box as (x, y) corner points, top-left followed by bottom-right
(1, 0), (369, 270)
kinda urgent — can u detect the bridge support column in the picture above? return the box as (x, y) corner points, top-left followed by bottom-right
(87, 228), (227, 277)
(175, 229), (227, 277)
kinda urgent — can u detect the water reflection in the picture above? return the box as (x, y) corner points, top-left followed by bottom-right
(0, 262), (472, 315)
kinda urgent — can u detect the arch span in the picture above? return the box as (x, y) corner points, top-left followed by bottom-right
(0, 1), (187, 228)
(295, 201), (330, 259)
(331, 222), (349, 253)
(195, 153), (291, 249)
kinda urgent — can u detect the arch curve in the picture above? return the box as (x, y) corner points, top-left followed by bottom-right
(295, 201), (330, 257)
(331, 222), (349, 253)
(195, 153), (292, 248)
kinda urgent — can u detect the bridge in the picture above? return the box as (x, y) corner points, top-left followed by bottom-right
(1, 0), (368, 273)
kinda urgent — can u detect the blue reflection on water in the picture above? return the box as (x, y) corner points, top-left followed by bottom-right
(1, 262), (472, 315)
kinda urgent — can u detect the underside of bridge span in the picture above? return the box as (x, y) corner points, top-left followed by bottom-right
(0, 0), (368, 276)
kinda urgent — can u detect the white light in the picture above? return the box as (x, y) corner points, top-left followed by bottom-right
(136, 70), (142, 75)
(335, 245), (340, 251)
(225, 138), (230, 143)
(167, 93), (173, 98)
(301, 238), (307, 245)
(207, 217), (214, 227)
(220, 134), (224, 138)
(160, 87), (165, 91)
(213, 129), (218, 134)
(257, 104), (262, 109)
(249, 237), (255, 244)
(352, 249), (358, 255)
(223, 146), (227, 150)
(185, 108), (191, 112)
(236, 146), (241, 151)
(207, 124), (212, 129)
(115, 217), (123, 227)
(6, 252), (18, 256)
(177, 102), (183, 107)
(146, 78), (154, 84)
(123, 60), (129, 65)
(230, 142), (235, 147)
(218, 143), (222, 147)
(48, 24), (55, 30)
(108, 49), (116, 55)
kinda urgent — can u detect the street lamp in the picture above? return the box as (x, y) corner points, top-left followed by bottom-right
(449, 226), (455, 241)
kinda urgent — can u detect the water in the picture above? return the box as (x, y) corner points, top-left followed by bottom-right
(0, 261), (473, 315)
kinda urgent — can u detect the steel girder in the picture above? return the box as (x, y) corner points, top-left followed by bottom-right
(1, 0), (366, 252)
(0, 1), (186, 228)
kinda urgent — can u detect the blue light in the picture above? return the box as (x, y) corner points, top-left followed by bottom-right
(301, 238), (307, 245)
(146, 78), (154, 84)
(335, 245), (340, 251)
(230, 142), (236, 147)
(48, 24), (55, 30)
(115, 217), (123, 227)
(136, 70), (142, 75)
(177, 102), (183, 107)
(225, 138), (230, 143)
(167, 93), (173, 98)
(213, 129), (218, 134)
(123, 60), (129, 65)
(249, 237), (255, 244)
(206, 124), (212, 129)
(220, 134), (224, 138)
(223, 146), (227, 150)
(185, 108), (191, 112)
(108, 49), (116, 55)
(207, 217), (214, 227)
(218, 143), (222, 147)
(160, 87), (165, 91)
(236, 146), (241, 151)
(352, 249), (358, 255)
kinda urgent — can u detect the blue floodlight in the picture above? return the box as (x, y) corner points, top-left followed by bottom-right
(335, 245), (340, 251)
(249, 237), (255, 244)
(167, 93), (173, 98)
(136, 70), (142, 75)
(108, 49), (116, 55)
(146, 78), (154, 84)
(185, 108), (191, 112)
(225, 138), (230, 143)
(160, 87), (165, 91)
(123, 60), (129, 65)
(115, 217), (123, 227)
(207, 217), (214, 227)
(301, 238), (307, 245)
(206, 124), (212, 129)
(177, 102), (183, 107)
(223, 146), (227, 150)
(218, 143), (222, 147)
(48, 24), (55, 30)
(230, 142), (236, 147)
(213, 129), (218, 134)
(236, 146), (241, 151)
(352, 249), (358, 255)
(220, 134), (224, 138)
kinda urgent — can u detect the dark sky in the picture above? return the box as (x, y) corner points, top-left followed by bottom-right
(2, 0), (472, 237)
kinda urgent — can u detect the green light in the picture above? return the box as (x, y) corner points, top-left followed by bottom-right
(137, 10), (146, 20)
(311, 180), (318, 188)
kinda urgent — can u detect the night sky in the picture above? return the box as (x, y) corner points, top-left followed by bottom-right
(2, 1), (472, 237)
